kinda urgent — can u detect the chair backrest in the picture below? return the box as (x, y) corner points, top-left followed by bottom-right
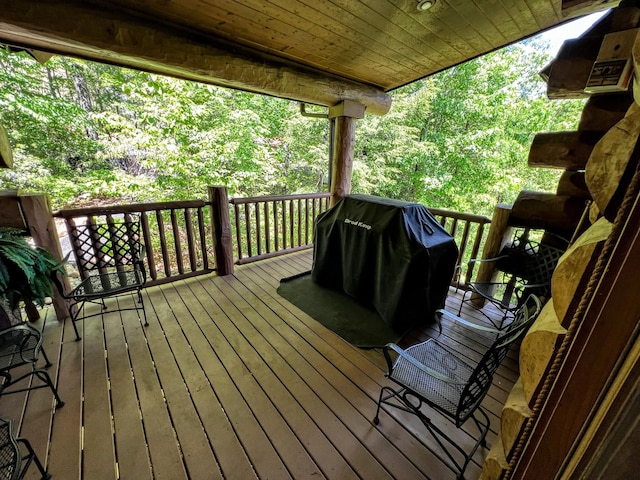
(455, 295), (541, 424)
(0, 417), (19, 480)
(495, 230), (565, 304)
(68, 214), (143, 280)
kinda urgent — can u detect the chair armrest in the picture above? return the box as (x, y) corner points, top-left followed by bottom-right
(435, 309), (502, 335)
(383, 343), (466, 385)
(468, 254), (509, 266)
(0, 324), (42, 359)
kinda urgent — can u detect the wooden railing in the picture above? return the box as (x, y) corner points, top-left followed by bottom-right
(229, 192), (332, 264)
(55, 200), (215, 287)
(427, 208), (491, 287)
(53, 192), (492, 289)
(227, 194), (491, 285)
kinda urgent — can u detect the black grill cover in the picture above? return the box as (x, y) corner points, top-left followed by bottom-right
(312, 195), (458, 332)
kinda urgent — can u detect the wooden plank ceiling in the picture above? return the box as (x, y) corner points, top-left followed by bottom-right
(0, 0), (614, 114)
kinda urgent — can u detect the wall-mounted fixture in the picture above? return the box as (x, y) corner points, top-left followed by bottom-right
(416, 0), (436, 11)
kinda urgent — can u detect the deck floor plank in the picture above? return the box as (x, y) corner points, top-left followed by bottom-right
(104, 298), (154, 480)
(159, 281), (296, 480)
(149, 283), (255, 480)
(189, 276), (370, 479)
(1, 250), (519, 480)
(237, 257), (477, 479)
(46, 314), (83, 479)
(130, 286), (204, 480)
(216, 274), (431, 479)
(179, 277), (345, 479)
(81, 310), (118, 480)
(229, 267), (456, 479)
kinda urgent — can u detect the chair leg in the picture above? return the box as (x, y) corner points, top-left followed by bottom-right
(16, 437), (51, 480)
(39, 346), (52, 369)
(374, 385), (489, 480)
(68, 303), (81, 341)
(458, 289), (470, 316)
(137, 289), (149, 327)
(32, 370), (65, 409)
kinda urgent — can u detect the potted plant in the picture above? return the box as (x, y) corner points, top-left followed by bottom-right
(0, 227), (65, 328)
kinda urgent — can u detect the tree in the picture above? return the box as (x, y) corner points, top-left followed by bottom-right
(351, 37), (585, 216)
(0, 36), (586, 216)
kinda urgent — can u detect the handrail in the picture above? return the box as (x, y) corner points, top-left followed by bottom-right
(229, 192), (331, 264)
(53, 193), (492, 288)
(428, 208), (491, 287)
(54, 200), (214, 286)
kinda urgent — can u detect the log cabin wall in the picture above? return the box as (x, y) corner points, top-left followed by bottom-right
(480, 4), (640, 478)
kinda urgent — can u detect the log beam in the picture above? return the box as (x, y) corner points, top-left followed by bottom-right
(0, 0), (392, 116)
(556, 170), (591, 199)
(545, 6), (640, 98)
(578, 91), (634, 132)
(509, 191), (586, 236)
(528, 131), (605, 170)
(586, 105), (640, 221)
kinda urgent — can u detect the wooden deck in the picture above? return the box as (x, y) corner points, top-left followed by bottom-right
(2, 250), (519, 480)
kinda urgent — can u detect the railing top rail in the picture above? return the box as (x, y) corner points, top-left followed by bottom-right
(428, 207), (491, 224)
(54, 199), (207, 218)
(230, 192), (331, 205)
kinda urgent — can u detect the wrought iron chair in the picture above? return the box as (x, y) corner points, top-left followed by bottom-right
(374, 295), (541, 480)
(0, 415), (51, 479)
(58, 214), (148, 340)
(0, 324), (64, 408)
(459, 230), (563, 327)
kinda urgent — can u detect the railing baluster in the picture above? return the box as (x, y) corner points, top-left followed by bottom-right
(170, 209), (184, 275)
(185, 208), (197, 272)
(197, 207), (209, 271)
(304, 198), (310, 245)
(244, 203), (252, 258)
(289, 200), (294, 248)
(140, 211), (157, 281)
(232, 203), (242, 260)
(297, 198), (302, 247)
(156, 210), (171, 277)
(264, 202), (271, 254)
(255, 202), (262, 256)
(273, 201), (279, 251)
(281, 199), (287, 249)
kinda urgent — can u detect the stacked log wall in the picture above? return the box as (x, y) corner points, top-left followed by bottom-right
(480, 6), (640, 477)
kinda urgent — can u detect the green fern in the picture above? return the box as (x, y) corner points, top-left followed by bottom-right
(0, 227), (65, 309)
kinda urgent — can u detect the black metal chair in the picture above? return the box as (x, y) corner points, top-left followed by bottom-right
(459, 230), (563, 327)
(0, 415), (51, 479)
(57, 215), (148, 340)
(0, 324), (64, 408)
(373, 295), (541, 480)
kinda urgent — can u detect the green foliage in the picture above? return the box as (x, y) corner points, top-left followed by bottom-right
(353, 37), (586, 216)
(0, 36), (586, 217)
(0, 228), (65, 308)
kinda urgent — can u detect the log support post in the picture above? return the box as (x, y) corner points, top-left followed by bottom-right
(471, 204), (512, 307)
(328, 100), (365, 207)
(208, 186), (234, 276)
(19, 193), (72, 321)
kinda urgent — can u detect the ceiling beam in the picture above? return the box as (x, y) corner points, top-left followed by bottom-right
(0, 0), (392, 115)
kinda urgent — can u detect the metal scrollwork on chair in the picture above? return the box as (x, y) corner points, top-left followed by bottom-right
(0, 415), (51, 479)
(374, 295), (541, 479)
(459, 229), (564, 328)
(54, 214), (148, 340)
